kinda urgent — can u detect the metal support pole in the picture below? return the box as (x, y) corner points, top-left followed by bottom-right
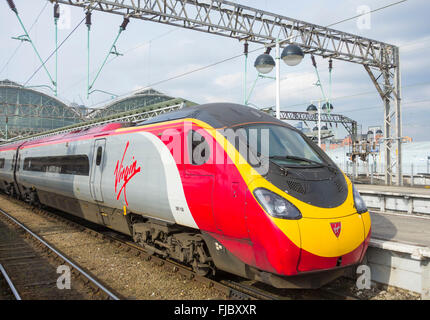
(328, 59), (332, 113)
(366, 157), (370, 178)
(394, 47), (403, 186)
(371, 163), (374, 185)
(54, 18), (58, 96)
(12, 10), (55, 87)
(245, 74), (260, 105)
(352, 163), (356, 183)
(89, 26), (124, 94)
(87, 25), (91, 99)
(318, 101), (321, 147)
(85, 11), (92, 99)
(383, 69), (392, 186)
(411, 163), (414, 187)
(275, 39), (281, 119)
(243, 41), (248, 105)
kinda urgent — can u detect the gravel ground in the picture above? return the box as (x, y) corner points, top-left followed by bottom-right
(324, 277), (420, 300)
(0, 277), (14, 300)
(0, 195), (224, 300)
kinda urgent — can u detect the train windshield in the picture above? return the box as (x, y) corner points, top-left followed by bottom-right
(239, 124), (325, 167)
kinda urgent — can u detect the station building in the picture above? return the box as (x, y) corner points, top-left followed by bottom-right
(0, 80), (194, 141)
(89, 88), (192, 119)
(0, 79), (84, 140)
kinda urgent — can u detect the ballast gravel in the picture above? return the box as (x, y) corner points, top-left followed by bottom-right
(0, 195), (421, 300)
(0, 195), (224, 300)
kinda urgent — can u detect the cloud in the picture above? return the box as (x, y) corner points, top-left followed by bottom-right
(213, 72), (242, 89)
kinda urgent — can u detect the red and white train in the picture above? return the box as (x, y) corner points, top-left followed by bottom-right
(0, 103), (371, 288)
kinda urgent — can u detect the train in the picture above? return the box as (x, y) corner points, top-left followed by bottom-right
(0, 103), (371, 289)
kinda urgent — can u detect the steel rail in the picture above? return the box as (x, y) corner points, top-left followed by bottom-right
(0, 263), (21, 300)
(2, 196), (263, 300)
(3, 196), (362, 300)
(0, 208), (121, 300)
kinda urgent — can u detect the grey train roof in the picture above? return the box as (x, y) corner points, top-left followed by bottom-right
(139, 103), (294, 129)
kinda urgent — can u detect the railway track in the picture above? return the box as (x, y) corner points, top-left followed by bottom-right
(0, 196), (360, 300)
(0, 207), (123, 300)
(0, 263), (20, 300)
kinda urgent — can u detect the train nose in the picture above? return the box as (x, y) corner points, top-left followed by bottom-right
(296, 212), (370, 272)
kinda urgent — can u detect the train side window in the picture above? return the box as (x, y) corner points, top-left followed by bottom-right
(188, 130), (210, 165)
(96, 147), (103, 166)
(23, 155), (89, 176)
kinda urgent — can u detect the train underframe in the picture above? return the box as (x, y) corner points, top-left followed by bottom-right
(4, 183), (353, 289)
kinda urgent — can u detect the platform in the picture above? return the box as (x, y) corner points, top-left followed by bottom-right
(357, 184), (430, 215)
(370, 211), (430, 247)
(358, 184), (430, 196)
(366, 211), (430, 299)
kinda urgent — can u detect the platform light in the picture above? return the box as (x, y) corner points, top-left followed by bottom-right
(254, 53), (276, 74)
(281, 44), (304, 66)
(322, 102), (333, 113)
(307, 104), (318, 115)
(249, 41), (304, 119)
(367, 130), (374, 141)
(321, 125), (329, 135)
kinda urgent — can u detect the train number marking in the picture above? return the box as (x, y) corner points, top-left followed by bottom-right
(114, 141), (141, 206)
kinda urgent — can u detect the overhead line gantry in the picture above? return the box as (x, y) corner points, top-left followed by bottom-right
(23, 0), (401, 185)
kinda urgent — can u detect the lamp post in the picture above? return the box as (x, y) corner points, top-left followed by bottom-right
(252, 41), (304, 119)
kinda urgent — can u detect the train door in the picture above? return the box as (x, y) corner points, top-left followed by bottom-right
(90, 138), (106, 202)
(183, 128), (216, 230)
(212, 134), (249, 239)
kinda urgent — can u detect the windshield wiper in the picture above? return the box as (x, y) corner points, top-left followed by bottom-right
(270, 155), (338, 172)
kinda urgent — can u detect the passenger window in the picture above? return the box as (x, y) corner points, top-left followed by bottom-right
(96, 147), (103, 166)
(23, 155), (90, 176)
(188, 130), (210, 165)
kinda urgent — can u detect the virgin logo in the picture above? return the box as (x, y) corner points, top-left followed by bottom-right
(114, 141), (141, 206)
(330, 222), (341, 238)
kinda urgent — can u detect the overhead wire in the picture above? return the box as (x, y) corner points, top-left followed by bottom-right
(15, 0), (409, 109)
(58, 28), (180, 101)
(23, 15), (87, 86)
(87, 0), (409, 108)
(0, 1), (49, 76)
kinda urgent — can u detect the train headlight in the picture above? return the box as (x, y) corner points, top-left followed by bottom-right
(254, 188), (302, 220)
(353, 185), (367, 214)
